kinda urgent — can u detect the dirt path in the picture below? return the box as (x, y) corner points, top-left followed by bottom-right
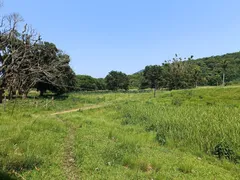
(52, 104), (109, 179)
(54, 115), (80, 180)
(63, 124), (79, 180)
(51, 104), (108, 116)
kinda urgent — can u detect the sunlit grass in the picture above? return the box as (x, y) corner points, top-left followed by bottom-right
(0, 87), (240, 179)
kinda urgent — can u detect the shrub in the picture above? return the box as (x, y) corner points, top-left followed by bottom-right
(212, 142), (235, 161)
(171, 98), (182, 106)
(156, 131), (166, 145)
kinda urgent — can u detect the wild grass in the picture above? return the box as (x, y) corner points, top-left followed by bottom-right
(0, 87), (239, 179)
(68, 107), (240, 179)
(118, 87), (240, 163)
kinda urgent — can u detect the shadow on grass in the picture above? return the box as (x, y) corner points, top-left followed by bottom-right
(0, 171), (17, 180)
(9, 94), (69, 101)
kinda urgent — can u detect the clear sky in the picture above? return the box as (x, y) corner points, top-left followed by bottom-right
(1, 0), (240, 77)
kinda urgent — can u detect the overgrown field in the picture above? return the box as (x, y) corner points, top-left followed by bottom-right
(0, 87), (240, 179)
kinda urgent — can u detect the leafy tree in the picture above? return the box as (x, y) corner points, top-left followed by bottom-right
(34, 45), (76, 96)
(189, 63), (202, 88)
(75, 76), (106, 91)
(105, 71), (129, 91)
(76, 75), (97, 91)
(95, 78), (106, 90)
(142, 65), (162, 97)
(128, 72), (143, 89)
(162, 55), (195, 90)
(0, 10), (76, 98)
(143, 65), (162, 89)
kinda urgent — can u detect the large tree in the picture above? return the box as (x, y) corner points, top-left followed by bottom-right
(142, 65), (163, 88)
(0, 10), (75, 99)
(162, 55), (195, 90)
(105, 71), (129, 91)
(34, 43), (76, 96)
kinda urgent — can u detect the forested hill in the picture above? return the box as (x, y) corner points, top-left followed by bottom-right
(191, 51), (240, 86)
(75, 51), (240, 91)
(129, 51), (240, 89)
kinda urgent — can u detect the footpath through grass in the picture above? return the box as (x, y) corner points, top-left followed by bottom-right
(0, 87), (239, 179)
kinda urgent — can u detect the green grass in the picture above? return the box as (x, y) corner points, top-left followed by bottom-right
(0, 87), (240, 179)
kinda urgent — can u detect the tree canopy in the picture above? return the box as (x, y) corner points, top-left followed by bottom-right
(105, 71), (129, 91)
(0, 8), (76, 99)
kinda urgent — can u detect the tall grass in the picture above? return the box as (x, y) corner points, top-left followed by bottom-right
(119, 88), (240, 162)
(0, 87), (240, 179)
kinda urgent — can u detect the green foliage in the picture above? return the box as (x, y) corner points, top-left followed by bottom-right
(129, 52), (240, 90)
(76, 75), (97, 91)
(0, 89), (240, 179)
(0, 11), (76, 98)
(34, 43), (76, 95)
(75, 75), (106, 91)
(212, 142), (239, 162)
(128, 72), (143, 89)
(178, 160), (194, 174)
(156, 131), (167, 145)
(105, 71), (129, 91)
(162, 55), (196, 90)
(194, 52), (240, 86)
(142, 65), (163, 89)
(118, 87), (240, 165)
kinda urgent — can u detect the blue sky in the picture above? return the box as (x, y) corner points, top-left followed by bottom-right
(1, 0), (240, 77)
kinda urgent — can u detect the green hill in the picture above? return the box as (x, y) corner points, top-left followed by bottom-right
(129, 51), (240, 89)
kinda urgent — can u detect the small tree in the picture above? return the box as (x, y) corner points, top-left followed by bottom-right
(105, 71), (129, 91)
(142, 65), (162, 97)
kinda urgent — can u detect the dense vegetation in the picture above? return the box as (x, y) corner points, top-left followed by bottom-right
(1, 2), (240, 178)
(0, 87), (240, 179)
(129, 52), (240, 90)
(2, 0), (240, 98)
(0, 4), (75, 101)
(76, 75), (106, 91)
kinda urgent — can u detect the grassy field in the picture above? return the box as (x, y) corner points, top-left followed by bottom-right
(0, 87), (240, 179)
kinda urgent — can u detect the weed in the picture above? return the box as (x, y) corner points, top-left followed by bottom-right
(212, 142), (235, 161)
(145, 123), (157, 132)
(102, 144), (124, 166)
(151, 160), (162, 172)
(171, 98), (182, 106)
(156, 131), (167, 145)
(178, 162), (193, 174)
(122, 156), (137, 169)
(138, 160), (149, 172)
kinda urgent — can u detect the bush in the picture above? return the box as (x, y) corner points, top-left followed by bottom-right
(156, 131), (166, 145)
(212, 142), (235, 161)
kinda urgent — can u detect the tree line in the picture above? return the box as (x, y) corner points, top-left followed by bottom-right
(129, 52), (240, 90)
(1, 1), (240, 102)
(77, 52), (240, 92)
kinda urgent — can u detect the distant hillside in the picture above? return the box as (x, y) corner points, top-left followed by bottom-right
(193, 51), (240, 85)
(129, 51), (240, 88)
(134, 69), (144, 74)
